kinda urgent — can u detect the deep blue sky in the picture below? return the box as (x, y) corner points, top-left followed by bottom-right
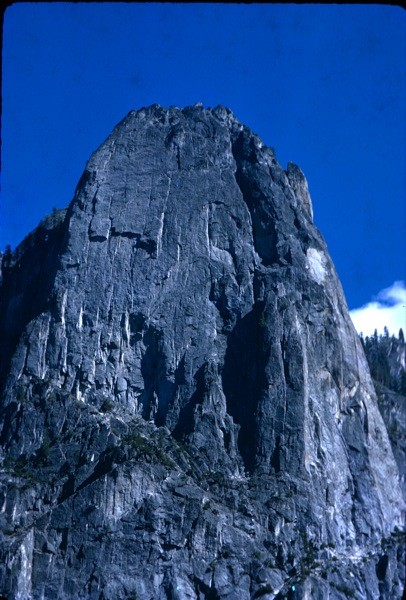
(1, 3), (405, 310)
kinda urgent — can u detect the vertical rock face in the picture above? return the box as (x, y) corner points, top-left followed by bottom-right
(0, 105), (404, 599)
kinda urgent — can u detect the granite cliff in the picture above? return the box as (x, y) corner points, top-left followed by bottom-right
(0, 104), (404, 599)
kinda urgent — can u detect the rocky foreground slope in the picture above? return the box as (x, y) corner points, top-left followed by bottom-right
(0, 104), (404, 599)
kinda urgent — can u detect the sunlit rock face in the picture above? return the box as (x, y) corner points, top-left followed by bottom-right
(0, 105), (404, 599)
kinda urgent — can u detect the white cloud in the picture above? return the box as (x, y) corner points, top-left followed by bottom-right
(349, 281), (406, 337)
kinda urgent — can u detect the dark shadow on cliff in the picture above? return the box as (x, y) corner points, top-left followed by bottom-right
(139, 327), (189, 427)
(172, 364), (206, 440)
(221, 303), (267, 473)
(231, 130), (279, 267)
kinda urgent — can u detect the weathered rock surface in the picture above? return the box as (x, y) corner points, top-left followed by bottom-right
(374, 380), (406, 498)
(361, 331), (406, 497)
(0, 104), (404, 599)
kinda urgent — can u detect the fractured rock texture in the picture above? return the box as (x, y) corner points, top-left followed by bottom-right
(0, 105), (404, 599)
